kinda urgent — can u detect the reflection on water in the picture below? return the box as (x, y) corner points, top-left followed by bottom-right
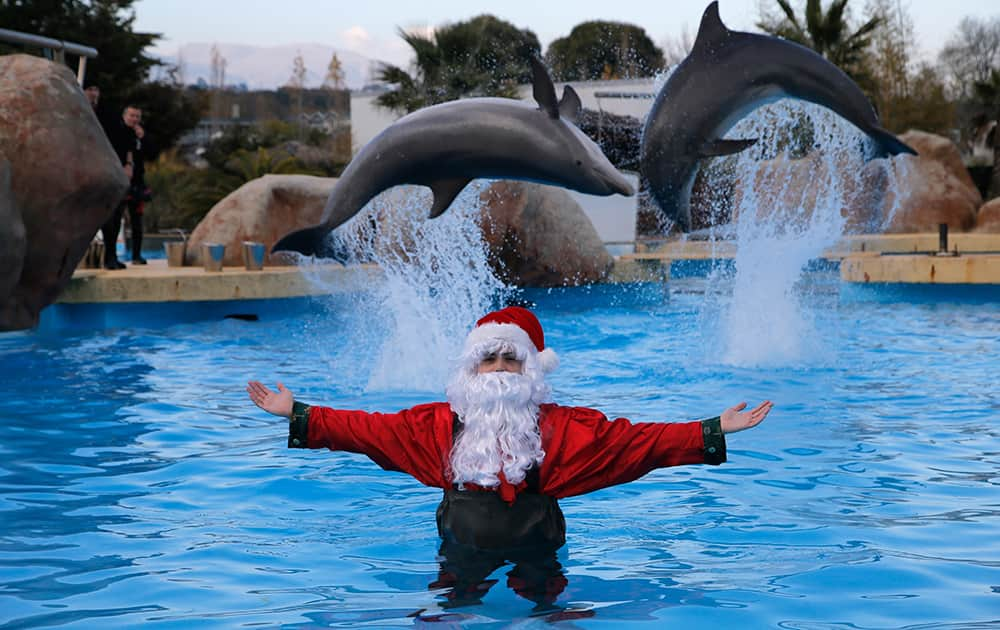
(1, 280), (999, 627)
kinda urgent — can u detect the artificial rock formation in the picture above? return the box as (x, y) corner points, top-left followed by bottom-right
(975, 197), (1000, 232)
(728, 152), (887, 233)
(711, 130), (981, 236)
(0, 158), (26, 311)
(186, 174), (335, 266)
(0, 55), (128, 331)
(479, 181), (612, 286)
(189, 176), (611, 286)
(876, 131), (981, 233)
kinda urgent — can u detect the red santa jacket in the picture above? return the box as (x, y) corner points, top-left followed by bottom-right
(288, 401), (726, 501)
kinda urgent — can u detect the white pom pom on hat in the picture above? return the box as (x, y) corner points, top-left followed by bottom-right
(463, 306), (559, 373)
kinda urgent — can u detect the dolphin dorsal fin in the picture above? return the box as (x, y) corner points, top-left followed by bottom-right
(558, 85), (582, 124)
(693, 1), (730, 53)
(531, 56), (560, 119)
(428, 177), (474, 219)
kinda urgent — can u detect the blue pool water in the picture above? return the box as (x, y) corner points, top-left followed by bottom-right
(2, 273), (999, 628)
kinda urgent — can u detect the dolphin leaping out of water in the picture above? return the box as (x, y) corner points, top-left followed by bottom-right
(639, 1), (917, 232)
(272, 57), (635, 257)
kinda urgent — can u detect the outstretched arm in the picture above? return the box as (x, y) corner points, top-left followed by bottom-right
(249, 387), (453, 489)
(720, 400), (772, 434)
(247, 381), (294, 418)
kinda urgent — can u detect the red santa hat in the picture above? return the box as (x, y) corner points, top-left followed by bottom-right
(463, 306), (559, 373)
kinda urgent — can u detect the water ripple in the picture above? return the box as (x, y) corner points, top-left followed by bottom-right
(1, 280), (998, 626)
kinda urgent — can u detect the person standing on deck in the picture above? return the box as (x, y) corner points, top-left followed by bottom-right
(124, 107), (151, 265)
(247, 306), (772, 610)
(99, 105), (140, 269)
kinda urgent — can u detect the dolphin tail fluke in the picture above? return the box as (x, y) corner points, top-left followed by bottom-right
(868, 126), (918, 157)
(271, 224), (332, 257)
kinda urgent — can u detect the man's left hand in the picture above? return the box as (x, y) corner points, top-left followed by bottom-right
(720, 400), (772, 434)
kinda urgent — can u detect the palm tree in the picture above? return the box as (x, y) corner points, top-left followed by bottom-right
(375, 15), (541, 115)
(757, 0), (882, 84)
(375, 30), (444, 114)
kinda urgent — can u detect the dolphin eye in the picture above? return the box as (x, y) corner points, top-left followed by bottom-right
(575, 160), (582, 166)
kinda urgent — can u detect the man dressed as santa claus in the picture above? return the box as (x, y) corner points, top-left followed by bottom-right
(247, 306), (772, 609)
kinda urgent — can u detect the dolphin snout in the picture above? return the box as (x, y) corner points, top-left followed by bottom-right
(602, 170), (635, 196)
(612, 176), (635, 196)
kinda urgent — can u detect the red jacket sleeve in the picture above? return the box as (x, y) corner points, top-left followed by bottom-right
(538, 404), (720, 499)
(302, 402), (453, 489)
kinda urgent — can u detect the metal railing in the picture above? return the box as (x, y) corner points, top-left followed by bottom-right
(0, 28), (98, 85)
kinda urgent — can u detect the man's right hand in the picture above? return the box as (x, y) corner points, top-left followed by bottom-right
(247, 381), (294, 418)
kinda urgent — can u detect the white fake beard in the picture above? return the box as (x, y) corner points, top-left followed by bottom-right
(446, 369), (546, 488)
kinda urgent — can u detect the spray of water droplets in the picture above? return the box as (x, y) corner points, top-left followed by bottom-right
(312, 183), (511, 392)
(693, 99), (910, 367)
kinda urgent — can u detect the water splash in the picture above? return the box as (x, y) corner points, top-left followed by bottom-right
(874, 157), (914, 231)
(328, 183), (509, 392)
(697, 100), (906, 367)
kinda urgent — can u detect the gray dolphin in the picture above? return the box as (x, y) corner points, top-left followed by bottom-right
(273, 57), (634, 257)
(639, 1), (916, 232)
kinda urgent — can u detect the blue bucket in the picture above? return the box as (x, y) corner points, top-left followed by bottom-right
(201, 243), (225, 272)
(242, 241), (266, 271)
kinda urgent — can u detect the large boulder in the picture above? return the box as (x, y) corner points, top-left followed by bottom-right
(975, 197), (1000, 232)
(479, 181), (612, 286)
(208, 178), (610, 286)
(729, 152), (886, 233)
(0, 158), (26, 309)
(873, 131), (981, 233)
(718, 131), (980, 235)
(0, 55), (128, 331)
(186, 174), (335, 266)
(341, 182), (612, 286)
(904, 130), (980, 188)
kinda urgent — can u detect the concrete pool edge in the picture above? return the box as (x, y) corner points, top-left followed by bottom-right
(57, 230), (1000, 309)
(58, 261), (384, 303)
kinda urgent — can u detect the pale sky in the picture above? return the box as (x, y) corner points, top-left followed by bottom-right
(134, 0), (998, 67)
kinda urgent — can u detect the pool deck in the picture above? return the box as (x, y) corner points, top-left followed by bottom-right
(627, 232), (1000, 260)
(58, 260), (384, 303)
(839, 252), (1000, 284)
(620, 232), (1000, 285)
(59, 232), (1000, 305)
(58, 257), (670, 304)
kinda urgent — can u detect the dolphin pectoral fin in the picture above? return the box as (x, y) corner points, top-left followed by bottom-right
(698, 138), (758, 158)
(559, 85), (582, 123)
(530, 56), (560, 119)
(428, 177), (474, 218)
